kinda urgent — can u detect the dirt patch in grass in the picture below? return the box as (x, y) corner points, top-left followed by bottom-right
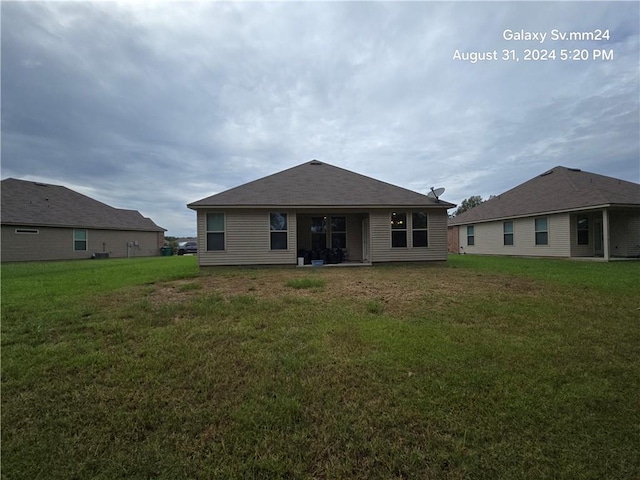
(148, 266), (543, 316)
(136, 279), (203, 305)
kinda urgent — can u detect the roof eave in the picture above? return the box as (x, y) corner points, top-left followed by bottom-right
(188, 202), (455, 210)
(1, 221), (166, 232)
(448, 203), (640, 226)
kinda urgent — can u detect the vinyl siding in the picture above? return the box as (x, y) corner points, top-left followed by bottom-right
(369, 209), (448, 262)
(459, 213), (571, 257)
(196, 208), (449, 266)
(197, 210), (297, 266)
(1, 225), (162, 262)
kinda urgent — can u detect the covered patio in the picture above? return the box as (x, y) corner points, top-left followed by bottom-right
(295, 211), (370, 265)
(570, 207), (640, 260)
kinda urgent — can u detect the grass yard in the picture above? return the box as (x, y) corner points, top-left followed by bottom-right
(2, 255), (639, 479)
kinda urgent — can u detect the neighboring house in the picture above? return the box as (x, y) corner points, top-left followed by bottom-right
(187, 160), (455, 266)
(448, 166), (640, 260)
(1, 178), (166, 262)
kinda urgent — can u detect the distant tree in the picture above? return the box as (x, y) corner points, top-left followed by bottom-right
(453, 195), (484, 216)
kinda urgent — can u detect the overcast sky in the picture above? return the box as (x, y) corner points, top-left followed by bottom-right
(2, 1), (638, 236)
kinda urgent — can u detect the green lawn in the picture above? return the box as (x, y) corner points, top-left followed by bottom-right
(2, 255), (639, 479)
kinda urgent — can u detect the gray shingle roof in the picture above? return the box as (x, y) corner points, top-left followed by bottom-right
(449, 166), (640, 226)
(1, 178), (166, 231)
(188, 160), (454, 209)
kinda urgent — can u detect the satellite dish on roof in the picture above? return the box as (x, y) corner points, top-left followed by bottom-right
(427, 187), (446, 200)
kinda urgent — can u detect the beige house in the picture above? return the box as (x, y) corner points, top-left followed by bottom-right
(448, 166), (640, 261)
(188, 160), (454, 266)
(1, 178), (166, 262)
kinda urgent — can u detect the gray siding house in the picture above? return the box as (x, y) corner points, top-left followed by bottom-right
(188, 160), (454, 266)
(448, 166), (640, 260)
(1, 178), (166, 262)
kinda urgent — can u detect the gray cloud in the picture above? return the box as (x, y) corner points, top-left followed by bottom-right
(2, 1), (638, 235)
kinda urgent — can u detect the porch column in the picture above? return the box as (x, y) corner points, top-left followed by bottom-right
(602, 208), (610, 261)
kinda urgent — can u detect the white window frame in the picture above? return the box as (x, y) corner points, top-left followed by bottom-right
(535, 217), (549, 246)
(391, 212), (408, 248)
(73, 229), (88, 251)
(270, 212), (288, 250)
(411, 211), (428, 248)
(466, 225), (475, 246)
(206, 213), (225, 251)
(503, 221), (514, 246)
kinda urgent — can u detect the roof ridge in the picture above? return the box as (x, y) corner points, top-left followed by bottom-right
(449, 165), (639, 225)
(1, 177), (166, 231)
(551, 166), (580, 193)
(188, 160), (455, 208)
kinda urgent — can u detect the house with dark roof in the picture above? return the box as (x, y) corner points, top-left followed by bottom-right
(448, 166), (640, 260)
(187, 160), (454, 266)
(1, 178), (166, 262)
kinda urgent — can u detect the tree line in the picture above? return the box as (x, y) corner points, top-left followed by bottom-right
(451, 195), (496, 217)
